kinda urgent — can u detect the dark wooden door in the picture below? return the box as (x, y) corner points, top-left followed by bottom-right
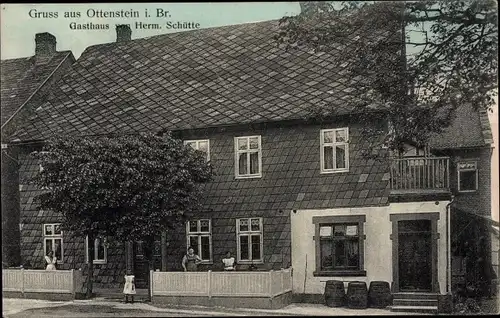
(133, 241), (149, 289)
(398, 220), (432, 291)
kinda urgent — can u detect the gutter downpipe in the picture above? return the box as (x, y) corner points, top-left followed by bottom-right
(446, 195), (455, 294)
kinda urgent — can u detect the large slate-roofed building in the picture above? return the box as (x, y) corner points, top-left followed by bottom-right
(3, 19), (494, 312)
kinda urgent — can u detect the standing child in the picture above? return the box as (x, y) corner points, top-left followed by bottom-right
(123, 275), (136, 303)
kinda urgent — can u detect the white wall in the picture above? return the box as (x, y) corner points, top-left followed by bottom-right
(290, 201), (449, 295)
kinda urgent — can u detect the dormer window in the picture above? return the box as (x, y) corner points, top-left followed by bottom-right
(320, 128), (349, 173)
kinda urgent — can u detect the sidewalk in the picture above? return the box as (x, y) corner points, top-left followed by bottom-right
(3, 297), (424, 316)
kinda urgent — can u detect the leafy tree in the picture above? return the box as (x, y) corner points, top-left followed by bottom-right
(276, 0), (497, 155)
(31, 132), (213, 298)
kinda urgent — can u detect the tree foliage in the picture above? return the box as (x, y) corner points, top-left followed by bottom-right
(32, 132), (213, 242)
(31, 131), (213, 298)
(276, 0), (498, 154)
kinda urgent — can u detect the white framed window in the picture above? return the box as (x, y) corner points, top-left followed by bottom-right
(236, 218), (263, 263)
(234, 135), (262, 178)
(457, 161), (478, 192)
(85, 236), (108, 264)
(184, 139), (210, 161)
(186, 219), (212, 263)
(320, 128), (349, 173)
(43, 223), (63, 263)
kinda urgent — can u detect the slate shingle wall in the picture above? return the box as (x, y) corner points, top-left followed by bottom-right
(182, 120), (391, 213)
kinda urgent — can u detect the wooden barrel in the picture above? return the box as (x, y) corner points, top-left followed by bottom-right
(368, 281), (392, 308)
(347, 281), (368, 309)
(324, 280), (346, 307)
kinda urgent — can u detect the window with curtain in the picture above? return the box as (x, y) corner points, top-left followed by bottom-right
(320, 128), (349, 173)
(313, 215), (366, 276)
(234, 136), (262, 178)
(186, 219), (212, 262)
(236, 218), (263, 263)
(43, 223), (64, 263)
(319, 224), (360, 270)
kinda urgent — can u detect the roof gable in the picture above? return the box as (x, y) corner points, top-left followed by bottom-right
(428, 103), (491, 149)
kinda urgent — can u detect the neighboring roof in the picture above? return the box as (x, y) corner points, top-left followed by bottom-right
(13, 19), (395, 142)
(1, 51), (73, 128)
(428, 103), (492, 149)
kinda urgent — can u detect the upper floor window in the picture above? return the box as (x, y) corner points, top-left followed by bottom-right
(234, 136), (262, 178)
(457, 161), (478, 192)
(236, 218), (263, 263)
(184, 139), (210, 161)
(186, 219), (212, 263)
(85, 236), (108, 264)
(43, 223), (64, 263)
(320, 128), (349, 173)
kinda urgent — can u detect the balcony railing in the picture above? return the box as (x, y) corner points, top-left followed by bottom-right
(390, 156), (450, 194)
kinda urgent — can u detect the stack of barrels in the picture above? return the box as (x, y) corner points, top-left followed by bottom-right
(346, 281), (368, 309)
(368, 281), (392, 308)
(324, 280), (346, 307)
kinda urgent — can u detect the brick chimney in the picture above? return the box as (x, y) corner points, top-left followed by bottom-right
(116, 24), (131, 42)
(35, 32), (57, 56)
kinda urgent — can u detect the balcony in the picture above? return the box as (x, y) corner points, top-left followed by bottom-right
(390, 156), (450, 196)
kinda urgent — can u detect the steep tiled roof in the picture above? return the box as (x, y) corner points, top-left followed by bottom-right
(429, 103), (492, 149)
(1, 51), (72, 127)
(14, 19), (393, 141)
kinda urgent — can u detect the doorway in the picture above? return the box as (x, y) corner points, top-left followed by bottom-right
(390, 212), (440, 293)
(398, 220), (432, 291)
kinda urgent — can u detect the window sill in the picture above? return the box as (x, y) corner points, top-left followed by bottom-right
(235, 174), (262, 180)
(93, 260), (107, 265)
(313, 270), (366, 277)
(457, 190), (478, 193)
(320, 169), (349, 174)
(237, 260), (264, 265)
(199, 261), (213, 265)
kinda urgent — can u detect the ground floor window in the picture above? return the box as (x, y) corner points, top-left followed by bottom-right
(236, 217), (263, 263)
(43, 223), (64, 263)
(186, 219), (212, 262)
(312, 215), (366, 276)
(85, 236), (108, 264)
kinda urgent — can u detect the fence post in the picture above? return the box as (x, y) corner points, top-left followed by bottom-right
(208, 270), (212, 299)
(21, 268), (25, 296)
(70, 269), (75, 298)
(150, 270), (154, 302)
(281, 268), (284, 293)
(268, 270), (273, 298)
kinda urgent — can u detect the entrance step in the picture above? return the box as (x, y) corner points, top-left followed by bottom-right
(393, 299), (438, 307)
(393, 292), (438, 300)
(390, 305), (438, 314)
(391, 292), (438, 314)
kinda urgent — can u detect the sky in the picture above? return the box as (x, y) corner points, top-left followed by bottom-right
(0, 2), (300, 59)
(1, 2), (498, 220)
